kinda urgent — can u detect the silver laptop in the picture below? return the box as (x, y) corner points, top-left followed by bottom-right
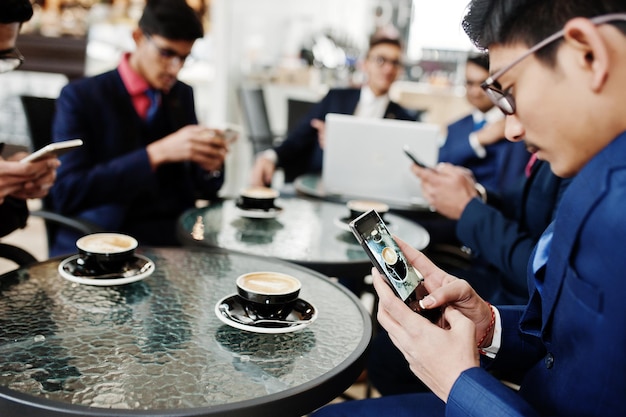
(322, 113), (440, 207)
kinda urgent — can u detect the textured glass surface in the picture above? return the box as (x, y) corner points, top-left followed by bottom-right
(0, 248), (369, 411)
(179, 198), (429, 264)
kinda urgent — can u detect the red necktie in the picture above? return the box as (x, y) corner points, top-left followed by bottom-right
(525, 153), (538, 177)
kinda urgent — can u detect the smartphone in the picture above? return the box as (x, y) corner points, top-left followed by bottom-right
(350, 209), (441, 322)
(403, 145), (432, 169)
(20, 139), (83, 163)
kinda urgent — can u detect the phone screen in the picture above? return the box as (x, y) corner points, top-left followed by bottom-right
(350, 210), (441, 322)
(350, 210), (422, 302)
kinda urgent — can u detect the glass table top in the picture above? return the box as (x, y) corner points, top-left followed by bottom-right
(0, 247), (371, 417)
(178, 198), (430, 275)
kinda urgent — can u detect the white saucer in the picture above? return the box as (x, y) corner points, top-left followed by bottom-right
(235, 204), (283, 219)
(58, 254), (155, 286)
(215, 294), (317, 334)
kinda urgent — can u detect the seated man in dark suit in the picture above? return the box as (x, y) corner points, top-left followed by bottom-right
(1, 0), (60, 239)
(250, 35), (414, 186)
(368, 158), (571, 396)
(50, 0), (229, 256)
(438, 53), (529, 193)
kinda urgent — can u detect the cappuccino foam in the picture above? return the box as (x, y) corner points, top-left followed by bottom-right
(77, 233), (137, 254)
(382, 247), (398, 265)
(238, 272), (300, 295)
(347, 200), (389, 214)
(240, 187), (279, 199)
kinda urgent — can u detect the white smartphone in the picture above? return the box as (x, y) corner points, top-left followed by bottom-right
(20, 139), (83, 163)
(349, 209), (442, 322)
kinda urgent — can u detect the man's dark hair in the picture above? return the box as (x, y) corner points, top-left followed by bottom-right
(368, 36), (402, 54)
(463, 0), (626, 66)
(467, 53), (489, 71)
(139, 0), (204, 41)
(0, 0), (33, 24)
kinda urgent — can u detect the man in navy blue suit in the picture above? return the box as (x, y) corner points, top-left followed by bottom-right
(312, 0), (626, 416)
(0, 0), (60, 238)
(249, 36), (414, 186)
(50, 0), (229, 255)
(439, 53), (529, 193)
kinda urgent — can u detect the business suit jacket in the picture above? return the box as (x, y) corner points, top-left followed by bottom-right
(447, 131), (626, 416)
(457, 160), (571, 300)
(0, 198), (28, 237)
(440, 114), (530, 193)
(275, 88), (414, 182)
(50, 70), (223, 256)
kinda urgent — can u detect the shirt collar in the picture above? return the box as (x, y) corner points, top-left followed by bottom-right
(472, 106), (503, 124)
(360, 85), (388, 104)
(118, 52), (151, 96)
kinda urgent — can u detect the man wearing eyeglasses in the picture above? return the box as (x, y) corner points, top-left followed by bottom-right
(0, 0), (61, 238)
(312, 1), (626, 416)
(250, 35), (414, 187)
(48, 0), (229, 255)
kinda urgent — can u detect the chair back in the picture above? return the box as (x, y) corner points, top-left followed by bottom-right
(237, 86), (276, 154)
(286, 98), (315, 134)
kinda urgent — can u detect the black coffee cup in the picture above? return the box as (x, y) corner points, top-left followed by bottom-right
(237, 187), (280, 211)
(75, 233), (138, 276)
(347, 200), (389, 221)
(236, 271), (301, 320)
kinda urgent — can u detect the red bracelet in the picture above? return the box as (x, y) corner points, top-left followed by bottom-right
(477, 302), (495, 352)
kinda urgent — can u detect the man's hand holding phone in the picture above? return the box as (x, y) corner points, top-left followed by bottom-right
(372, 235), (494, 402)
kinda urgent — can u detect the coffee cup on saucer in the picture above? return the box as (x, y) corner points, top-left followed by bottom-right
(75, 233), (138, 276)
(236, 271), (301, 320)
(237, 186), (280, 211)
(347, 200), (390, 221)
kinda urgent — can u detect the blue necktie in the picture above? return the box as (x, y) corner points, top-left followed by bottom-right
(532, 222), (554, 295)
(473, 119), (486, 131)
(145, 89), (160, 122)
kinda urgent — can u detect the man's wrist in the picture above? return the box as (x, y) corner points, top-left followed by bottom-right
(259, 149), (278, 164)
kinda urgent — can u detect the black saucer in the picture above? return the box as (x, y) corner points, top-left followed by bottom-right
(235, 202), (283, 219)
(58, 254), (155, 286)
(215, 294), (317, 333)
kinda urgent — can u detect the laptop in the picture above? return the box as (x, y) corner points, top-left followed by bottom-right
(322, 113), (440, 207)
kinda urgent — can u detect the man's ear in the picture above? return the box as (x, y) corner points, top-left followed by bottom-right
(563, 17), (609, 92)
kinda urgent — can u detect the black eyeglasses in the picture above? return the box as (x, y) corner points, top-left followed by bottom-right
(481, 13), (626, 115)
(144, 33), (189, 66)
(369, 55), (402, 68)
(0, 47), (24, 74)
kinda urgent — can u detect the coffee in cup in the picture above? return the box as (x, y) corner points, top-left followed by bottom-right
(237, 186), (280, 211)
(347, 200), (389, 221)
(75, 233), (138, 275)
(236, 271), (301, 319)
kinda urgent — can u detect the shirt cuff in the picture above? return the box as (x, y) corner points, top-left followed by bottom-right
(480, 305), (502, 358)
(469, 132), (487, 158)
(260, 149), (278, 164)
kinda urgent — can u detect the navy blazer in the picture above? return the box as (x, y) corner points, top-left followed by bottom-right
(457, 160), (571, 298)
(447, 131), (626, 416)
(440, 114), (530, 193)
(275, 88), (414, 181)
(50, 70), (224, 256)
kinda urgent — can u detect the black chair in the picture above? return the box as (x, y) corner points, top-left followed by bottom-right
(286, 98), (315, 134)
(0, 242), (37, 268)
(237, 86), (283, 155)
(19, 95), (102, 252)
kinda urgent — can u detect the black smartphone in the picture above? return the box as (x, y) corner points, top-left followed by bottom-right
(349, 209), (441, 322)
(403, 145), (432, 169)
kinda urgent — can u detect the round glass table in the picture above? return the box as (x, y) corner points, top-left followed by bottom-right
(177, 197), (430, 277)
(0, 247), (371, 417)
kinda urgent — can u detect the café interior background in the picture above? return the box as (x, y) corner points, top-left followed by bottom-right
(0, 0), (476, 197)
